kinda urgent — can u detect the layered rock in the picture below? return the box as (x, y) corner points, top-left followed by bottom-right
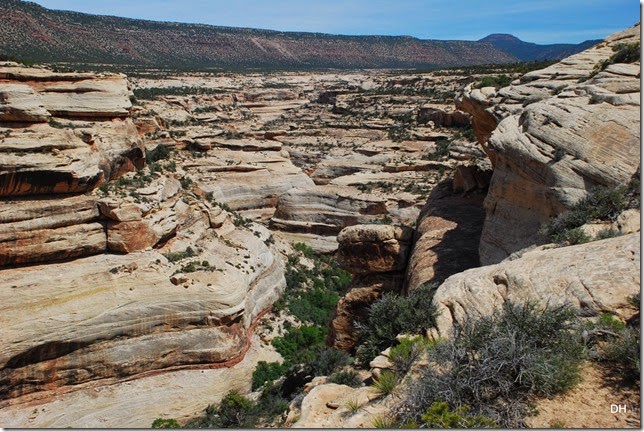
(456, 25), (641, 264)
(430, 233), (640, 338)
(405, 167), (490, 291)
(0, 63), (143, 198)
(0, 195), (105, 267)
(271, 186), (389, 236)
(328, 224), (412, 351)
(0, 202), (285, 403)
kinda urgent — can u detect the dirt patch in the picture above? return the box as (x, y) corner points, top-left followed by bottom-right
(526, 363), (640, 428)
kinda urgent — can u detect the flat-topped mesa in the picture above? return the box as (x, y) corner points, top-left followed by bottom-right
(0, 63), (142, 197)
(456, 24), (641, 264)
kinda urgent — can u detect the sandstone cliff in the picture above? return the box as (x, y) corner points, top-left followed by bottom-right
(0, 64), (286, 424)
(456, 24), (640, 264)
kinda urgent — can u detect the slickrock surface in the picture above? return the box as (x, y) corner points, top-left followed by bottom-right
(0, 335), (281, 428)
(292, 383), (388, 429)
(0, 214), (285, 402)
(0, 63), (142, 198)
(271, 186), (389, 236)
(456, 25), (641, 264)
(430, 233), (640, 338)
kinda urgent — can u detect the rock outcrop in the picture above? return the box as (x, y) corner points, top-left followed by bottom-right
(0, 64), (287, 419)
(272, 187), (389, 237)
(456, 25), (641, 264)
(0, 63), (142, 198)
(328, 224), (412, 351)
(405, 166), (490, 291)
(430, 233), (640, 338)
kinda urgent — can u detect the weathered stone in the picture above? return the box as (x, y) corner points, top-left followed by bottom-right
(430, 234), (640, 338)
(0, 195), (105, 267)
(337, 224), (413, 274)
(457, 25), (641, 264)
(327, 273), (403, 352)
(272, 186), (388, 236)
(0, 83), (50, 122)
(405, 179), (487, 291)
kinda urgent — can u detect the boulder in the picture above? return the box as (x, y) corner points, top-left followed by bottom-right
(337, 224), (413, 274)
(430, 234), (640, 338)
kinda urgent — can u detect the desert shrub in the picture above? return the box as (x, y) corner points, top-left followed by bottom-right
(310, 348), (352, 376)
(356, 283), (439, 365)
(329, 369), (362, 387)
(145, 144), (170, 164)
(185, 390), (255, 428)
(388, 337), (431, 376)
(591, 42), (640, 76)
(396, 302), (584, 427)
(595, 228), (620, 240)
(372, 416), (398, 429)
(589, 295), (640, 381)
(293, 242), (316, 258)
(252, 361), (288, 391)
(420, 402), (498, 428)
(163, 247), (195, 263)
(552, 227), (592, 245)
(424, 138), (450, 161)
(272, 325), (325, 366)
(372, 370), (398, 396)
(151, 418), (180, 428)
(474, 74), (512, 89)
(542, 185), (630, 245)
(599, 327), (640, 380)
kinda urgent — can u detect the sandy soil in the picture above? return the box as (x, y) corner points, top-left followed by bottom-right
(526, 363), (640, 428)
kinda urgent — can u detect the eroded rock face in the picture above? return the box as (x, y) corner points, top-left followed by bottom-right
(0, 63), (143, 197)
(405, 172), (489, 292)
(0, 208), (285, 403)
(0, 195), (105, 267)
(430, 233), (640, 338)
(271, 186), (389, 236)
(328, 224), (412, 351)
(337, 224), (413, 274)
(456, 25), (641, 264)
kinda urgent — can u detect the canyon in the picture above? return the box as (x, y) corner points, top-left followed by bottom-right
(0, 22), (640, 428)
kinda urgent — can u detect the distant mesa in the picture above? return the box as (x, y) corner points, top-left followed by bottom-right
(479, 33), (601, 61)
(0, 0), (593, 70)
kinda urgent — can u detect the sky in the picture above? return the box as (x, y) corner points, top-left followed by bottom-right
(29, 0), (640, 44)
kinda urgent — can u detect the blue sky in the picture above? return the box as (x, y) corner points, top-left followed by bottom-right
(30, 0), (639, 44)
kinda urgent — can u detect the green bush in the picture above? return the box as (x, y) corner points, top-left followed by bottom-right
(388, 337), (430, 376)
(356, 284), (439, 365)
(591, 42), (640, 76)
(420, 402), (498, 428)
(542, 185), (630, 245)
(474, 74), (512, 89)
(151, 418), (180, 428)
(271, 325), (325, 365)
(590, 295), (640, 381)
(372, 370), (398, 396)
(329, 369), (362, 387)
(145, 144), (170, 164)
(252, 361), (288, 390)
(396, 302), (584, 427)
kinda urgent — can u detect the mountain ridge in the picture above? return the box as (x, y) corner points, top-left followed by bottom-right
(479, 33), (601, 61)
(0, 0), (595, 70)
